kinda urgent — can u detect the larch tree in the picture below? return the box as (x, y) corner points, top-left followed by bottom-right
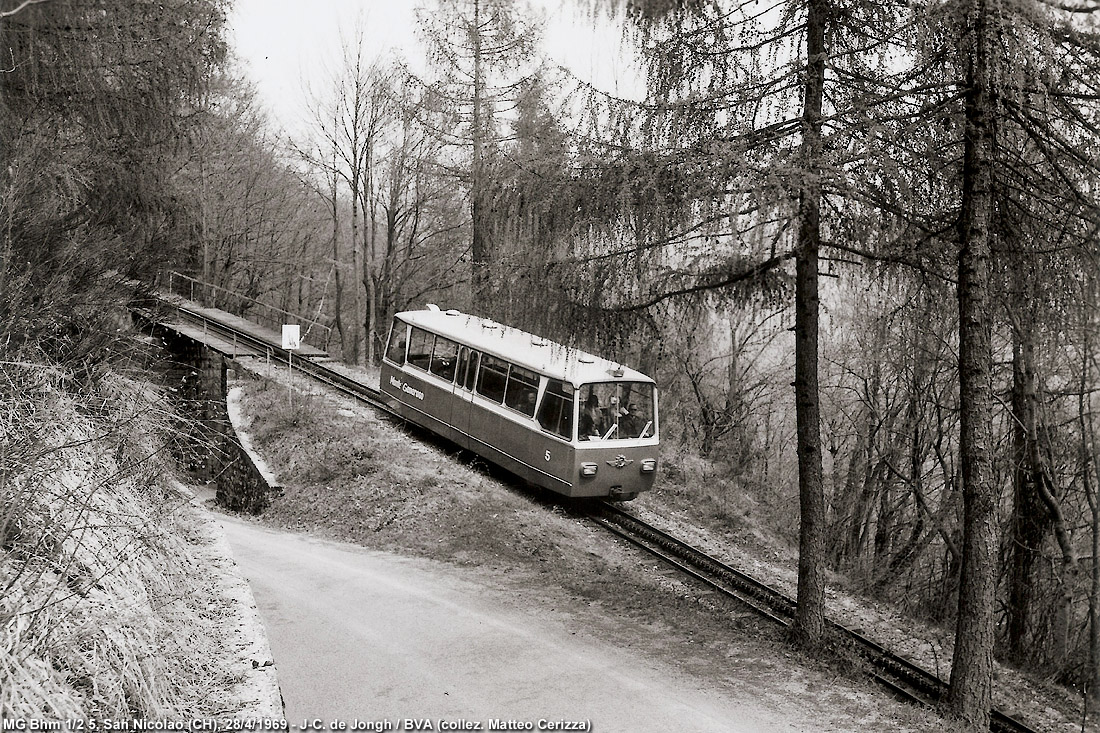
(411, 0), (542, 314)
(924, 0), (1100, 721)
(786, 0), (1100, 714)
(792, 0), (829, 645)
(569, 0), (1100, 722)
(578, 0), (917, 646)
(946, 0), (998, 723)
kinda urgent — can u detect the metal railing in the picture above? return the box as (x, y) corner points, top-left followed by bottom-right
(163, 271), (334, 350)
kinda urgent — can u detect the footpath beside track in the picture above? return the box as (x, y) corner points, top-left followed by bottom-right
(152, 297), (1043, 733)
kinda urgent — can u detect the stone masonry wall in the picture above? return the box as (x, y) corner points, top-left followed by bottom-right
(159, 329), (277, 514)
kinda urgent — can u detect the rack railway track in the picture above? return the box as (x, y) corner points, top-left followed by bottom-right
(157, 299), (1041, 733)
(590, 505), (1036, 733)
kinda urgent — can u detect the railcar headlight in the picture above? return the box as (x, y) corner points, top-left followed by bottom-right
(580, 462), (599, 477)
(640, 459), (657, 473)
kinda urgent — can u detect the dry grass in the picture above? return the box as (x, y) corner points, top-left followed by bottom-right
(239, 373), (588, 567)
(0, 366), (239, 718)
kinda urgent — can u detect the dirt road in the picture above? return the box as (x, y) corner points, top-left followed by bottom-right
(218, 516), (788, 733)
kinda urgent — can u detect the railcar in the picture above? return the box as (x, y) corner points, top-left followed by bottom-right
(379, 307), (659, 500)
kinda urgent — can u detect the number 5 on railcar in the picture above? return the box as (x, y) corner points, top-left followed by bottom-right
(379, 307), (659, 500)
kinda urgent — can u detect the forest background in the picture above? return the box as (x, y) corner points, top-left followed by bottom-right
(2, 0), (1100, 730)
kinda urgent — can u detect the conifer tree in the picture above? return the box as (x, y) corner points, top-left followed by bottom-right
(591, 0), (910, 647)
(0, 0), (227, 368)
(412, 0), (541, 313)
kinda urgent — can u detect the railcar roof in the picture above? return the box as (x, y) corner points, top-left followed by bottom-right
(396, 308), (654, 387)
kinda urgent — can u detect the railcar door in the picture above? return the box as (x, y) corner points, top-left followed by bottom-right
(533, 378), (578, 494)
(450, 346), (479, 450)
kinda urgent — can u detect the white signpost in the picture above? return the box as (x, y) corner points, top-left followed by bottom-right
(281, 324), (301, 350)
(282, 325), (301, 406)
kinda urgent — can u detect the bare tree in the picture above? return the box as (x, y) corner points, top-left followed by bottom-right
(304, 26), (390, 364)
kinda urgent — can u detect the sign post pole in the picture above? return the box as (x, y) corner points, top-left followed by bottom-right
(281, 324), (301, 409)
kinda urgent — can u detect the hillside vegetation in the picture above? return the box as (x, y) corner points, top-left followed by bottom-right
(233, 358), (1079, 732)
(3, 0), (1100, 728)
(0, 0), (250, 715)
(0, 368), (244, 717)
(229, 361), (952, 732)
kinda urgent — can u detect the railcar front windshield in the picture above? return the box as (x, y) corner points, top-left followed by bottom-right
(577, 382), (656, 441)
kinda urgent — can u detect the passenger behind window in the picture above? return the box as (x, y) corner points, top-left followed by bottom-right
(619, 403), (641, 438)
(579, 393), (602, 440)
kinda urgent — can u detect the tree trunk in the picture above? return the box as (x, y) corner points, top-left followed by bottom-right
(1032, 403), (1079, 670)
(1007, 284), (1079, 671)
(200, 155), (210, 285)
(470, 0), (490, 313)
(1091, 451), (1100, 715)
(364, 150), (377, 365)
(725, 319), (752, 467)
(793, 0), (828, 647)
(948, 4), (998, 726)
(831, 422), (867, 570)
(330, 143), (347, 358)
(366, 267), (378, 364)
(350, 160), (364, 365)
(1084, 273), (1100, 714)
(380, 178), (400, 358)
(1006, 318), (1049, 664)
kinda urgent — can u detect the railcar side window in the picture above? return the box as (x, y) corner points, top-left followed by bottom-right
(384, 320), (408, 364)
(407, 327), (433, 370)
(429, 336), (459, 381)
(476, 354), (508, 403)
(504, 365), (539, 416)
(464, 351), (480, 391)
(455, 347), (470, 389)
(536, 380), (575, 439)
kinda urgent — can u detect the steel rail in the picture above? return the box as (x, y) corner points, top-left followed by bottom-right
(159, 300), (1038, 733)
(594, 504), (1036, 733)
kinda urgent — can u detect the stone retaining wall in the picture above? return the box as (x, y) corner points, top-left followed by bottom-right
(159, 328), (278, 514)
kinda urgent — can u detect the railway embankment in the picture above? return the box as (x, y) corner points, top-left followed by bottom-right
(626, 474), (1085, 732)
(226, 357), (952, 732)
(0, 369), (282, 720)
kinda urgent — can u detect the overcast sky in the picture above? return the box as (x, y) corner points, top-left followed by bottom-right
(228, 0), (641, 137)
